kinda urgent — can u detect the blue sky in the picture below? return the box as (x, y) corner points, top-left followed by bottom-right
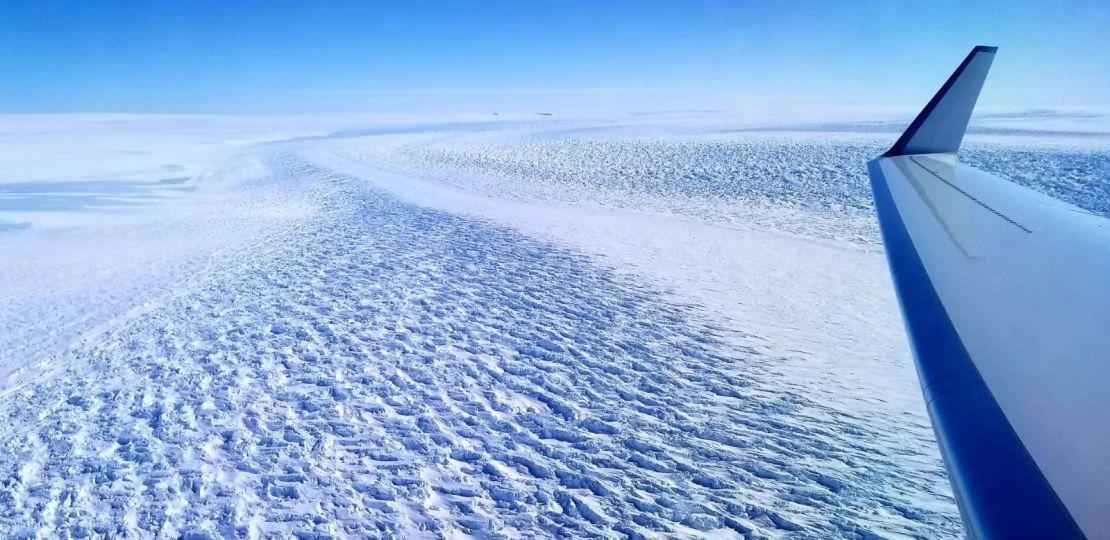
(2, 0), (1108, 114)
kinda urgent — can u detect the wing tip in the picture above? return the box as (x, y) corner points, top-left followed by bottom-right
(883, 46), (999, 157)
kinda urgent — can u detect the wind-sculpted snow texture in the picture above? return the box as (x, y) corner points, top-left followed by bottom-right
(387, 131), (1110, 244)
(389, 136), (886, 243)
(0, 158), (959, 538)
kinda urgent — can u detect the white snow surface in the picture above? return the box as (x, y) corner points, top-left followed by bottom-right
(1, 112), (1108, 538)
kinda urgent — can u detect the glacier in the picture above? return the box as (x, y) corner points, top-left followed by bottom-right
(1, 111), (1108, 538)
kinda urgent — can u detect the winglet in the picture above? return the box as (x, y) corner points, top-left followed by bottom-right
(884, 46), (998, 157)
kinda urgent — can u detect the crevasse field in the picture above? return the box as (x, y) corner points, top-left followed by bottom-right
(1, 112), (1109, 539)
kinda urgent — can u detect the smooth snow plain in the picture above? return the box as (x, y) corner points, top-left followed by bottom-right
(1, 111), (1108, 539)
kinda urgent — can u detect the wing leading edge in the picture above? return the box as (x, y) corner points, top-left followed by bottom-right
(868, 47), (1110, 538)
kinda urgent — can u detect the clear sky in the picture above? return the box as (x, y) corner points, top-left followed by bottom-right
(2, 0), (1108, 115)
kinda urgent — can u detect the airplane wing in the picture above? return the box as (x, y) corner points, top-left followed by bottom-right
(868, 46), (1109, 539)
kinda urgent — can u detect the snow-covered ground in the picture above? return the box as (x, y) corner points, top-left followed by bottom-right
(1, 112), (1107, 538)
